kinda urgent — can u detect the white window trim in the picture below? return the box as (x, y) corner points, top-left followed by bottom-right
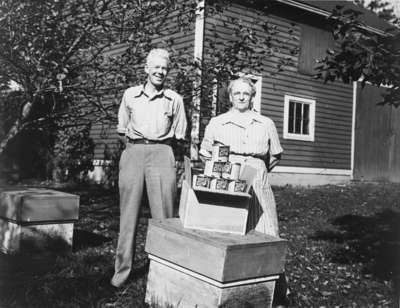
(283, 94), (316, 142)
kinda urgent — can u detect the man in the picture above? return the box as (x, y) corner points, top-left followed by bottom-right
(111, 48), (187, 288)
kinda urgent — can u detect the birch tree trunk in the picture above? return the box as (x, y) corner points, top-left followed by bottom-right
(0, 119), (22, 155)
(0, 101), (32, 156)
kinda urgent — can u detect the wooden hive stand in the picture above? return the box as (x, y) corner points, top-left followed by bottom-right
(0, 187), (79, 253)
(145, 219), (287, 308)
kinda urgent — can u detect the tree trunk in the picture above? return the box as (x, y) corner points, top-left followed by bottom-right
(0, 119), (23, 156)
(0, 100), (33, 156)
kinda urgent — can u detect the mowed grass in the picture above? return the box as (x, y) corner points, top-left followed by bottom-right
(0, 182), (399, 307)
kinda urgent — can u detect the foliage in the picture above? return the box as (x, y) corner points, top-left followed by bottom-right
(0, 91), (58, 180)
(102, 139), (125, 189)
(355, 0), (397, 22)
(51, 125), (95, 183)
(0, 0), (198, 156)
(0, 0), (202, 179)
(0, 91), (96, 182)
(0, 182), (398, 307)
(0, 0), (302, 176)
(315, 2), (400, 106)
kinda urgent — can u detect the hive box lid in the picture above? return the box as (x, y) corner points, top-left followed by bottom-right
(0, 187), (79, 223)
(145, 218), (287, 282)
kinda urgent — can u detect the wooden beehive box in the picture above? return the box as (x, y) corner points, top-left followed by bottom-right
(0, 187), (79, 253)
(145, 255), (278, 308)
(145, 218), (287, 282)
(179, 157), (257, 235)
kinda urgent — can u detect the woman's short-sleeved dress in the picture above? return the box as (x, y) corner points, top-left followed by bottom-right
(200, 110), (283, 236)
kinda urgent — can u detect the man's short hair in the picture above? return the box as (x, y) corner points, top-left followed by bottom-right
(146, 48), (170, 66)
(227, 77), (256, 98)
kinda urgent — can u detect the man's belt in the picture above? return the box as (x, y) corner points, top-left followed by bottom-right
(230, 151), (268, 161)
(128, 138), (172, 145)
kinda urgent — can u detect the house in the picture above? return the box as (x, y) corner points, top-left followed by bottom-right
(89, 0), (397, 186)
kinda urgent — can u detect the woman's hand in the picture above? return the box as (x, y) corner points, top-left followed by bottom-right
(199, 148), (212, 162)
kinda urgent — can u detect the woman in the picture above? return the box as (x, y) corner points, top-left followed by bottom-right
(200, 77), (289, 307)
(200, 77), (283, 236)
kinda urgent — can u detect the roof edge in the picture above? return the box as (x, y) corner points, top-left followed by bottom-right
(275, 0), (387, 36)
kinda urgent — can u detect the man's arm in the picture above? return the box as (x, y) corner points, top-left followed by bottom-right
(172, 95), (187, 141)
(117, 91), (129, 142)
(118, 133), (127, 144)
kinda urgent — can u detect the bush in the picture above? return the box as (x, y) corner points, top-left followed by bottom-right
(50, 125), (95, 183)
(102, 140), (125, 190)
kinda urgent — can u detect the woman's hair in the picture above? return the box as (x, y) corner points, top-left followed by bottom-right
(146, 48), (170, 66)
(227, 77), (256, 98)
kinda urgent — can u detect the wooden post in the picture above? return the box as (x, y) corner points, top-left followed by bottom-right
(191, 0), (205, 161)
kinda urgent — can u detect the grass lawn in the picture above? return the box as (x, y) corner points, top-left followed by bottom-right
(0, 182), (399, 307)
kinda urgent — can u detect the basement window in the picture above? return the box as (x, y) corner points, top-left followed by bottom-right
(283, 95), (315, 141)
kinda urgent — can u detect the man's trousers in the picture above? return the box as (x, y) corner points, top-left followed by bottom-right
(111, 143), (176, 287)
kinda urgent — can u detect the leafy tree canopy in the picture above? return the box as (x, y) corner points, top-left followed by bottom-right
(0, 0), (196, 155)
(316, 0), (400, 106)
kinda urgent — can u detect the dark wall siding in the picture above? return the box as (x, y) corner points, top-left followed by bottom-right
(91, 122), (119, 159)
(354, 83), (400, 182)
(203, 3), (353, 170)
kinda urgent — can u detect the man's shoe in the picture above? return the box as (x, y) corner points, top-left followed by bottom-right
(110, 276), (126, 289)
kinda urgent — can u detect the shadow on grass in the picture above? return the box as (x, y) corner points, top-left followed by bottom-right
(73, 229), (111, 251)
(0, 271), (119, 308)
(312, 208), (400, 291)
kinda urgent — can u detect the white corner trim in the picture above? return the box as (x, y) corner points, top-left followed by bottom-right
(272, 166), (352, 176)
(211, 78), (217, 117)
(194, 0), (205, 62)
(351, 81), (357, 179)
(190, 0), (205, 160)
(283, 94), (316, 142)
(254, 75), (262, 113)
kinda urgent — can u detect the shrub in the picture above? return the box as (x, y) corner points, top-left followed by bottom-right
(50, 125), (95, 183)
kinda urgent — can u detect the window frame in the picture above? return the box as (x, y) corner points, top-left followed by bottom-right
(283, 94), (316, 142)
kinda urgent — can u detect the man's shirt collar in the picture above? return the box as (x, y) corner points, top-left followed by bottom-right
(133, 84), (172, 100)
